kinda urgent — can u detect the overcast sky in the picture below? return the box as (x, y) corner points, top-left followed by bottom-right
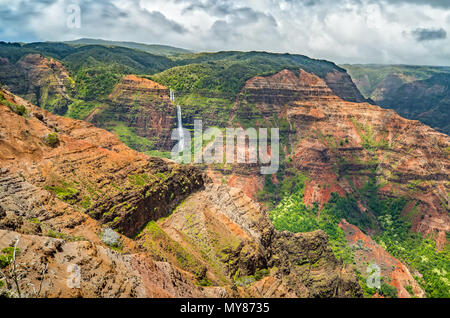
(0, 0), (449, 65)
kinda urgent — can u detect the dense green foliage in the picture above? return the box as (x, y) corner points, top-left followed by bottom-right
(111, 122), (158, 153)
(0, 247), (20, 269)
(374, 202), (450, 298)
(268, 173), (355, 264)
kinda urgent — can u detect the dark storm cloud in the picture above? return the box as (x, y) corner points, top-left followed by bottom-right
(412, 28), (447, 41)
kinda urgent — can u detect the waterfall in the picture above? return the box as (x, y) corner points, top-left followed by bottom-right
(170, 89), (184, 151)
(177, 105), (185, 151)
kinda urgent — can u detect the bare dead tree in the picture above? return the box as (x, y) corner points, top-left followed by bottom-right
(0, 236), (48, 298)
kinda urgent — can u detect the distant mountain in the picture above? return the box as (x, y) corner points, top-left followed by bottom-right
(65, 38), (192, 56)
(342, 64), (450, 134)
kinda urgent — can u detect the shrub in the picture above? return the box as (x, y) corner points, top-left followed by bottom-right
(379, 281), (398, 298)
(0, 247), (20, 269)
(44, 133), (60, 147)
(0, 92), (27, 116)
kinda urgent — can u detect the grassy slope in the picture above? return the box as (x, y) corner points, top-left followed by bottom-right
(149, 51), (344, 130)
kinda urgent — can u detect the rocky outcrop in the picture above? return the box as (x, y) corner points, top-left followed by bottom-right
(0, 230), (205, 298)
(324, 69), (366, 103)
(343, 65), (450, 135)
(0, 89), (211, 298)
(0, 88), (204, 235)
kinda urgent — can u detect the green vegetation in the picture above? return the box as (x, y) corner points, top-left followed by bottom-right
(268, 173), (354, 264)
(137, 221), (205, 277)
(268, 170), (449, 297)
(44, 133), (60, 147)
(128, 173), (151, 187)
(64, 38), (191, 57)
(111, 122), (157, 153)
(351, 119), (389, 152)
(0, 247), (20, 269)
(153, 51), (342, 96)
(342, 64), (450, 134)
(341, 64), (449, 98)
(44, 182), (79, 203)
(1, 42), (348, 155)
(405, 284), (414, 297)
(379, 281), (398, 298)
(65, 100), (101, 120)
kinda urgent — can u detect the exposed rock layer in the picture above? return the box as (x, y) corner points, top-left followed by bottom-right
(231, 69), (449, 249)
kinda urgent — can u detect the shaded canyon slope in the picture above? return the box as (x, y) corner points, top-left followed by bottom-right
(0, 88), (362, 298)
(342, 64), (450, 135)
(86, 74), (176, 152)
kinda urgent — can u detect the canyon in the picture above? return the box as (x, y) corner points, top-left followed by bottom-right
(0, 43), (448, 298)
(0, 87), (362, 298)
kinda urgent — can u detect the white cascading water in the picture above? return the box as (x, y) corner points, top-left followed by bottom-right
(177, 105), (185, 151)
(173, 90), (184, 151)
(170, 89), (184, 151)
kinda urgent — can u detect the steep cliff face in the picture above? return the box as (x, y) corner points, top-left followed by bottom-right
(88, 75), (176, 151)
(339, 220), (425, 298)
(232, 69), (449, 248)
(0, 88), (361, 298)
(324, 70), (366, 103)
(0, 89), (207, 298)
(379, 74), (450, 135)
(0, 53), (73, 115)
